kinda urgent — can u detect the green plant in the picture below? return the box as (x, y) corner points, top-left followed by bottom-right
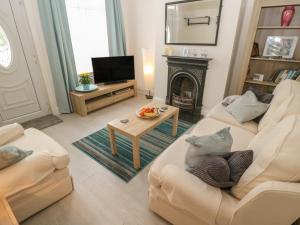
(79, 72), (92, 85)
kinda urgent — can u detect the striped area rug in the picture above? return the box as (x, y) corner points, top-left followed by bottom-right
(73, 119), (192, 182)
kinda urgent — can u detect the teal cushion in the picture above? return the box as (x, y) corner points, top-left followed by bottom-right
(185, 127), (233, 171)
(0, 146), (33, 170)
(226, 91), (269, 123)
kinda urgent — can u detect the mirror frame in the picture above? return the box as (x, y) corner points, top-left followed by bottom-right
(165, 0), (223, 46)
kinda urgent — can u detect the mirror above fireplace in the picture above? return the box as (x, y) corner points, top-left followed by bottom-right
(165, 0), (223, 46)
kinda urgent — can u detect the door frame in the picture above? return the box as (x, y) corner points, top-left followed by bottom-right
(0, 0), (51, 126)
(23, 0), (60, 116)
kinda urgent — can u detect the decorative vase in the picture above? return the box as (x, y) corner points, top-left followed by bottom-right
(281, 6), (295, 27)
(82, 84), (90, 90)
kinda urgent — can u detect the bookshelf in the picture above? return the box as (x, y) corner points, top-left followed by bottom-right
(241, 3), (300, 93)
(250, 57), (300, 63)
(245, 80), (277, 87)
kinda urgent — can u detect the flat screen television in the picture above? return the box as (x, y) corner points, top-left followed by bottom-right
(92, 56), (135, 84)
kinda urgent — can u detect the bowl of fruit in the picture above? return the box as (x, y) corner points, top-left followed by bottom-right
(136, 107), (160, 119)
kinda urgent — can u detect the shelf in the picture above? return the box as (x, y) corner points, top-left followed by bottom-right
(245, 80), (277, 87)
(162, 55), (212, 61)
(257, 26), (300, 29)
(250, 57), (300, 63)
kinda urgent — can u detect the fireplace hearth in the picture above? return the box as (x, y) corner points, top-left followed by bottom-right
(164, 55), (212, 123)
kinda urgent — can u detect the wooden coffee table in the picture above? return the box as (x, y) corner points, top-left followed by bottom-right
(107, 102), (179, 169)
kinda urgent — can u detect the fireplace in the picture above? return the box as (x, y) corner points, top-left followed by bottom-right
(164, 55), (212, 123)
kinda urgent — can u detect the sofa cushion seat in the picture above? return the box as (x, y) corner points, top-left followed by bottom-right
(0, 128), (69, 197)
(207, 103), (258, 134)
(191, 118), (255, 150)
(149, 118), (255, 188)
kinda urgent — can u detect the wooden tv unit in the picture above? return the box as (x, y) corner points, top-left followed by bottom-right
(70, 80), (137, 116)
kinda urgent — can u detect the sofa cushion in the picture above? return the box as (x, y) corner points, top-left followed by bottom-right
(231, 115), (300, 199)
(190, 156), (232, 188)
(259, 80), (300, 131)
(225, 91), (269, 123)
(149, 118), (255, 188)
(185, 127), (233, 171)
(248, 87), (274, 104)
(207, 103), (258, 134)
(258, 94), (300, 130)
(0, 128), (69, 196)
(0, 146), (33, 170)
(190, 150), (253, 188)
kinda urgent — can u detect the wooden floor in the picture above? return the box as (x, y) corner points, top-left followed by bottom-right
(21, 95), (169, 225)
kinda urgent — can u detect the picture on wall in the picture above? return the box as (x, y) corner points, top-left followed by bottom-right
(263, 36), (298, 59)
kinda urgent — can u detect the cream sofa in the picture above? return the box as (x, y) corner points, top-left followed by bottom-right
(148, 80), (300, 225)
(0, 124), (73, 222)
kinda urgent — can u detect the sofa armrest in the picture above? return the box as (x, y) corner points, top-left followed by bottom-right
(231, 181), (300, 225)
(0, 123), (24, 147)
(159, 164), (222, 225)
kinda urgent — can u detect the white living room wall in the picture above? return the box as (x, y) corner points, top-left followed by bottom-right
(122, 0), (244, 112)
(121, 0), (157, 94)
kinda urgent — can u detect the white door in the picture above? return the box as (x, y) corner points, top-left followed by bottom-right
(0, 0), (49, 124)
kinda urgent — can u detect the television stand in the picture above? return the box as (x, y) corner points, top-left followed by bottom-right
(70, 80), (137, 116)
(103, 80), (128, 85)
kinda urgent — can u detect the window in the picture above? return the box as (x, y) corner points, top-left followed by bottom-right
(0, 25), (12, 69)
(66, 0), (109, 74)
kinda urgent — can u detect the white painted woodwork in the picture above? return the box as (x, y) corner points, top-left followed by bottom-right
(0, 0), (50, 124)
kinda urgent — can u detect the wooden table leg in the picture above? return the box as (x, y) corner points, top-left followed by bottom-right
(132, 137), (141, 169)
(172, 111), (179, 137)
(108, 126), (117, 155)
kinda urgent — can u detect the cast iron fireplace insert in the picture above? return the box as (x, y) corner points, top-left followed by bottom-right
(164, 55), (212, 123)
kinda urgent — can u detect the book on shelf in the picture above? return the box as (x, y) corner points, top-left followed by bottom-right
(271, 69), (300, 84)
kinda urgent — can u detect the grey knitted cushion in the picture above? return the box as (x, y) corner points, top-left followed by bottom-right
(228, 151), (253, 183)
(190, 150), (253, 188)
(191, 156), (234, 188)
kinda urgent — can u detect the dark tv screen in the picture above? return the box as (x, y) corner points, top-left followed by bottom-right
(92, 56), (135, 84)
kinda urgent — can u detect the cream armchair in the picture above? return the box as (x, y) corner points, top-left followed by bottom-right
(0, 123), (73, 222)
(148, 80), (300, 225)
